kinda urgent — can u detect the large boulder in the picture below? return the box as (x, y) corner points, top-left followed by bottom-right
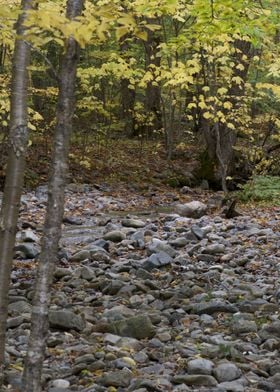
(176, 201), (207, 218)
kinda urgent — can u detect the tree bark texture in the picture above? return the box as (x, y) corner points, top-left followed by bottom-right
(120, 37), (136, 136)
(21, 0), (84, 390)
(143, 20), (162, 135)
(0, 0), (33, 384)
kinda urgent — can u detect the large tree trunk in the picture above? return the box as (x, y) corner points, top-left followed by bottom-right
(0, 0), (33, 384)
(21, 0), (84, 390)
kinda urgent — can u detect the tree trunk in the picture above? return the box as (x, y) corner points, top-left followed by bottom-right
(143, 20), (162, 136)
(21, 0), (84, 390)
(0, 0), (33, 384)
(120, 37), (136, 137)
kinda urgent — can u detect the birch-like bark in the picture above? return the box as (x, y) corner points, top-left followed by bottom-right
(22, 0), (84, 390)
(0, 0), (33, 384)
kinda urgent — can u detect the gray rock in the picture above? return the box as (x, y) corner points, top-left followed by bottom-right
(147, 238), (177, 258)
(102, 279), (125, 295)
(191, 225), (205, 240)
(74, 354), (96, 365)
(8, 300), (31, 315)
(69, 249), (90, 262)
(103, 230), (126, 242)
(213, 362), (242, 382)
(131, 231), (145, 248)
(104, 305), (135, 321)
(80, 266), (96, 280)
(188, 358), (214, 375)
(49, 310), (85, 332)
(14, 243), (40, 259)
(51, 379), (70, 389)
(108, 315), (155, 339)
(54, 268), (72, 279)
(21, 229), (39, 242)
(122, 218), (146, 228)
(231, 319), (258, 335)
(190, 301), (238, 315)
(142, 251), (173, 270)
(7, 316), (24, 328)
(176, 201), (207, 218)
(97, 368), (132, 387)
(216, 380), (245, 392)
(114, 356), (136, 369)
(63, 216), (83, 225)
(169, 237), (188, 247)
(268, 373), (280, 388)
(259, 321), (280, 340)
(70, 246), (109, 262)
(172, 374), (218, 386)
(202, 243), (226, 254)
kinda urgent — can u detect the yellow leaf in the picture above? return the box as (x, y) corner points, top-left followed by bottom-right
(118, 15), (136, 27)
(223, 101), (232, 109)
(203, 111), (212, 119)
(217, 87), (227, 95)
(232, 76), (243, 85)
(236, 63), (245, 71)
(116, 26), (129, 41)
(198, 101), (207, 109)
(28, 122), (36, 131)
(136, 30), (148, 41)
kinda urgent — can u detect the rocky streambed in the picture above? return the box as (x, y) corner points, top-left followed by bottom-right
(2, 184), (280, 392)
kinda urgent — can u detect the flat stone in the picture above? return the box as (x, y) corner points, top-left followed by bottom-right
(69, 250), (90, 262)
(190, 301), (238, 315)
(104, 230), (126, 242)
(231, 319), (258, 335)
(98, 369), (132, 387)
(202, 243), (226, 254)
(7, 316), (24, 329)
(108, 315), (155, 339)
(216, 380), (245, 391)
(49, 310), (85, 332)
(172, 374), (217, 386)
(51, 379), (70, 389)
(122, 218), (146, 228)
(8, 300), (31, 315)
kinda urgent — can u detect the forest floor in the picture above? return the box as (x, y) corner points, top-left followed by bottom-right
(23, 137), (200, 191)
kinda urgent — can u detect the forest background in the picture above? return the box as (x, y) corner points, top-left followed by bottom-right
(0, 0), (279, 196)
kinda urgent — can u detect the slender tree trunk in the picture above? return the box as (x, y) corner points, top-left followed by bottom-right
(143, 20), (162, 136)
(120, 37), (136, 137)
(21, 0), (84, 390)
(0, 0), (33, 385)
